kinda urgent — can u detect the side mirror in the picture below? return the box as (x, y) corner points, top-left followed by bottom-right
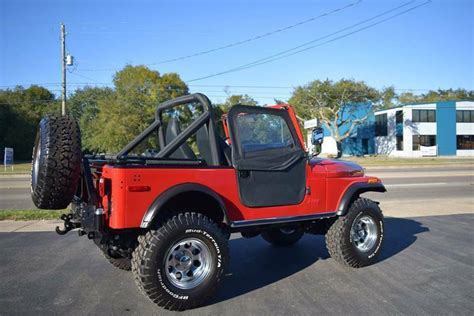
(311, 127), (324, 157)
(311, 127), (324, 146)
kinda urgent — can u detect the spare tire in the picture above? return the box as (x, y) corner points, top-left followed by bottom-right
(31, 115), (82, 209)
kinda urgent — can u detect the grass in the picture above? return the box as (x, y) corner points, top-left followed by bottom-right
(0, 209), (64, 221)
(1, 162), (31, 175)
(343, 156), (474, 167)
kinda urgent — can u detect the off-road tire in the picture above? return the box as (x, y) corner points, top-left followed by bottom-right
(326, 197), (384, 268)
(261, 228), (304, 246)
(31, 115), (81, 209)
(131, 212), (229, 311)
(102, 250), (132, 271)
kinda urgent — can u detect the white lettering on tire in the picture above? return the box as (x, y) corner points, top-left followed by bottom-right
(185, 229), (222, 268)
(368, 220), (384, 259)
(157, 268), (189, 300)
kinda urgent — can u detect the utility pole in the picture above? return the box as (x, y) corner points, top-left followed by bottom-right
(61, 23), (66, 116)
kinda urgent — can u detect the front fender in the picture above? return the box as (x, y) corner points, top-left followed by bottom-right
(337, 182), (386, 216)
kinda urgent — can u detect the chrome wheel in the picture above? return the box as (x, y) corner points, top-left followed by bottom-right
(164, 238), (213, 290)
(31, 136), (41, 191)
(350, 215), (378, 252)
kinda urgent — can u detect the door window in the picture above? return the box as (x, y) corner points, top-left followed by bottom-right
(235, 113), (296, 155)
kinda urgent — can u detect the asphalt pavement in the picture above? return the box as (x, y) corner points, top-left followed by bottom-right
(0, 213), (473, 315)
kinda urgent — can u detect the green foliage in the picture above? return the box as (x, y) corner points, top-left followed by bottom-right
(0, 86), (58, 160)
(68, 86), (114, 151)
(398, 88), (474, 104)
(0, 209), (64, 221)
(86, 65), (189, 153)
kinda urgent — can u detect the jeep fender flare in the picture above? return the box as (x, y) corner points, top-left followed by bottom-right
(336, 182), (386, 216)
(140, 183), (229, 228)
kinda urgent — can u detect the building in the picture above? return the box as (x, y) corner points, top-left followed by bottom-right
(374, 100), (474, 157)
(310, 100), (474, 157)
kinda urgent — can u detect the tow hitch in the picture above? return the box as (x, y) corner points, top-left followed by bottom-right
(55, 213), (81, 235)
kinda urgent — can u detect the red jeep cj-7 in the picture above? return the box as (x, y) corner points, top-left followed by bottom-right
(31, 93), (386, 311)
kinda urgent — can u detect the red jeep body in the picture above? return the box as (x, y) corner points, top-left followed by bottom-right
(101, 158), (380, 229)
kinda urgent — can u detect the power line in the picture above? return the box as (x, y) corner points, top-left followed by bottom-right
(187, 0), (430, 82)
(77, 1), (363, 72)
(188, 84), (295, 89)
(0, 81), (451, 93)
(69, 72), (100, 83)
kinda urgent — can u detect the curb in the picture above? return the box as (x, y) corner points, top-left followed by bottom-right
(0, 220), (62, 233)
(364, 164), (474, 170)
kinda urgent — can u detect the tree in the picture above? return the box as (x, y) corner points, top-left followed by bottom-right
(213, 94), (258, 137)
(68, 87), (114, 151)
(87, 65), (189, 153)
(289, 79), (384, 157)
(0, 86), (57, 160)
(398, 88), (474, 104)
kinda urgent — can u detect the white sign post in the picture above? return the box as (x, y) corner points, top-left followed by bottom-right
(4, 147), (14, 171)
(303, 118), (318, 130)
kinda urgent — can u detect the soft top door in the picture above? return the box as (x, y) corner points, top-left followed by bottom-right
(227, 105), (307, 207)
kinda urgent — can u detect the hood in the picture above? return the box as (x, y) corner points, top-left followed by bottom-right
(309, 158), (365, 178)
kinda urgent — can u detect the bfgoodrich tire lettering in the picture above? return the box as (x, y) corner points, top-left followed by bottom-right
(325, 197), (384, 268)
(31, 115), (81, 209)
(131, 212), (229, 311)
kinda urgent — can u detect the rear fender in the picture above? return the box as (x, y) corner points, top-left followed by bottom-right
(140, 183), (229, 228)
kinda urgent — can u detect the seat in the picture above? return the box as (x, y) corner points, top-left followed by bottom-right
(196, 126), (213, 164)
(165, 118), (197, 160)
(196, 126), (232, 166)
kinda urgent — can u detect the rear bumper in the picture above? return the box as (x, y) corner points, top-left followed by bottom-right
(56, 157), (106, 237)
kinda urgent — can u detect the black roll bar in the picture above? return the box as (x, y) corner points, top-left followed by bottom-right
(115, 93), (222, 166)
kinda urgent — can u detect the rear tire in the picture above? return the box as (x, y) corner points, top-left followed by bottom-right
(325, 198), (384, 268)
(132, 212), (229, 311)
(261, 228), (304, 246)
(31, 115), (81, 209)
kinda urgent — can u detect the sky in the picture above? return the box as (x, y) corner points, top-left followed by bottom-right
(1, 0), (473, 105)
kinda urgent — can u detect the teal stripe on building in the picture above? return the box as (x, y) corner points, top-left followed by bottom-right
(436, 101), (457, 156)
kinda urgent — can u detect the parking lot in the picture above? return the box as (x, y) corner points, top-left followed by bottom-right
(0, 214), (473, 315)
(1, 164), (473, 315)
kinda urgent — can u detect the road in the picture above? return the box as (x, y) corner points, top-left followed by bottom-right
(365, 166), (474, 217)
(1, 165), (473, 216)
(0, 214), (473, 315)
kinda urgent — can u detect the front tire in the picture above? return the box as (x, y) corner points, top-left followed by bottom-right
(132, 213), (229, 311)
(326, 198), (384, 268)
(261, 228), (304, 247)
